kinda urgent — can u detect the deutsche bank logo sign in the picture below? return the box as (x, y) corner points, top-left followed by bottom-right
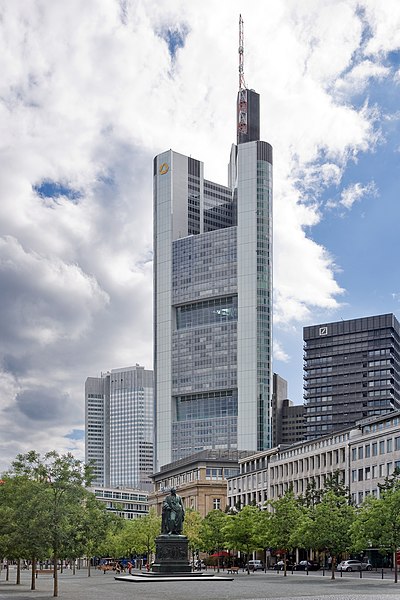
(319, 327), (328, 336)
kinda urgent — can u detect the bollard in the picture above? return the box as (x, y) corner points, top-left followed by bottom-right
(359, 568), (362, 578)
(322, 566), (325, 576)
(381, 568), (384, 579)
(340, 568), (343, 577)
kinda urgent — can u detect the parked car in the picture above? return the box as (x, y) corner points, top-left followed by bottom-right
(247, 560), (264, 571)
(294, 560), (320, 571)
(336, 559), (372, 571)
(273, 559), (294, 570)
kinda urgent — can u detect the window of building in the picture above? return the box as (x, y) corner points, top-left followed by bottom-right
(365, 466), (371, 480)
(387, 438), (393, 452)
(352, 448), (357, 461)
(358, 468), (363, 481)
(365, 444), (371, 458)
(372, 442), (378, 456)
(379, 440), (385, 455)
(395, 437), (400, 451)
(213, 498), (221, 510)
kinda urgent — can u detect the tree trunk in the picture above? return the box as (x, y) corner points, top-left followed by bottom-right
(393, 550), (398, 584)
(16, 559), (21, 584)
(283, 552), (287, 577)
(88, 558), (91, 577)
(73, 559), (76, 575)
(331, 556), (336, 580)
(5, 561), (9, 581)
(53, 556), (58, 597)
(31, 557), (36, 590)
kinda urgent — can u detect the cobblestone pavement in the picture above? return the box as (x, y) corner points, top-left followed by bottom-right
(1, 568), (400, 600)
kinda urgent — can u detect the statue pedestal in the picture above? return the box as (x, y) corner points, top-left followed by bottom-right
(151, 534), (192, 574)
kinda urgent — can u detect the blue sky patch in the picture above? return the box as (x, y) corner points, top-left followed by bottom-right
(158, 25), (189, 61)
(33, 180), (82, 203)
(65, 429), (85, 441)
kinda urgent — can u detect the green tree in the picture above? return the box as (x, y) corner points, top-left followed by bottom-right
(72, 493), (119, 576)
(200, 510), (227, 571)
(183, 508), (203, 565)
(0, 475), (50, 589)
(132, 508), (161, 566)
(267, 490), (304, 576)
(223, 505), (262, 573)
(300, 470), (350, 509)
(324, 470), (351, 501)
(307, 490), (355, 579)
(299, 477), (323, 508)
(351, 470), (400, 583)
(9, 450), (93, 597)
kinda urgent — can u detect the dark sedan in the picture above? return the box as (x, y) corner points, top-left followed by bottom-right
(294, 560), (320, 571)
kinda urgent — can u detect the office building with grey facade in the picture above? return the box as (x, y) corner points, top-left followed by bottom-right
(272, 373), (305, 447)
(154, 85), (273, 469)
(85, 364), (154, 490)
(303, 313), (400, 440)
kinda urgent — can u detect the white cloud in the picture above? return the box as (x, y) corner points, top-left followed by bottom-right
(362, 0), (400, 55)
(273, 340), (290, 363)
(339, 181), (378, 209)
(335, 60), (389, 96)
(0, 0), (398, 471)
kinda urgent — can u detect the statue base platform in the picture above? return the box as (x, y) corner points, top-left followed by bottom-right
(151, 534), (191, 574)
(115, 572), (234, 582)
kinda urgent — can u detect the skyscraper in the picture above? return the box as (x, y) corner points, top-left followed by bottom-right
(85, 364), (154, 490)
(303, 313), (400, 439)
(153, 18), (273, 470)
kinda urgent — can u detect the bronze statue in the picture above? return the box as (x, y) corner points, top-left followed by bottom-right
(161, 487), (185, 535)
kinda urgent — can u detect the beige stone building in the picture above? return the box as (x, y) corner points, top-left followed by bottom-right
(227, 410), (400, 509)
(149, 449), (248, 517)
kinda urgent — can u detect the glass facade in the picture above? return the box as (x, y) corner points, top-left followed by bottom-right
(85, 366), (154, 491)
(109, 367), (154, 490)
(85, 377), (108, 486)
(255, 153), (273, 450)
(176, 297), (238, 329)
(154, 107), (273, 467)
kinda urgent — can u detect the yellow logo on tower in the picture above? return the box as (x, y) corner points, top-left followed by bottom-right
(159, 162), (169, 175)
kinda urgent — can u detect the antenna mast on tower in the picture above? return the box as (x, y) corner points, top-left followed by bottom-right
(238, 14), (246, 91)
(237, 14), (248, 141)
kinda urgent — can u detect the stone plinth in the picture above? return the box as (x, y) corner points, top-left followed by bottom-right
(151, 534), (191, 574)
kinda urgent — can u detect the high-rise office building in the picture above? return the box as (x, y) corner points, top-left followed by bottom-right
(85, 364), (154, 490)
(271, 373), (305, 446)
(303, 313), (400, 440)
(85, 375), (110, 485)
(271, 373), (288, 447)
(153, 19), (273, 469)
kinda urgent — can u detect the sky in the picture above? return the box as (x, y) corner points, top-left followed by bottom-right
(1, 0), (400, 474)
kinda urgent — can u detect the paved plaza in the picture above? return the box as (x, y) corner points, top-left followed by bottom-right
(1, 568), (400, 600)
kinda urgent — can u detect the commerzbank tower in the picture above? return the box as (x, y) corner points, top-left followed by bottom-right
(153, 17), (273, 470)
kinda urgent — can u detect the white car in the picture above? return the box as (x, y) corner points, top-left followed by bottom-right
(336, 559), (372, 571)
(247, 560), (264, 571)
